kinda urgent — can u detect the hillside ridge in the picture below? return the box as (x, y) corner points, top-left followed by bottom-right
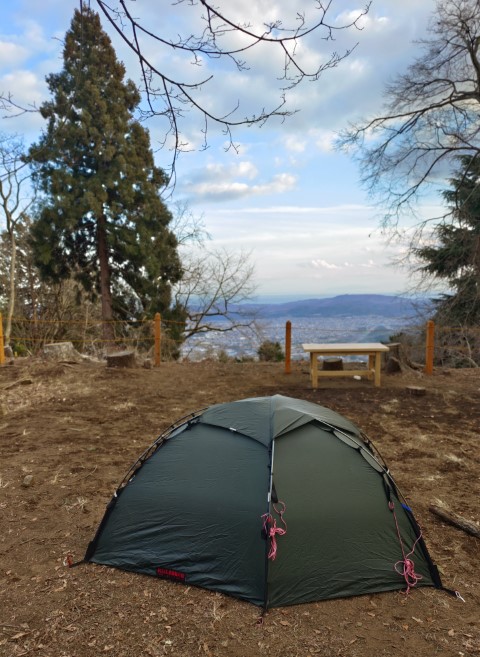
(235, 294), (430, 319)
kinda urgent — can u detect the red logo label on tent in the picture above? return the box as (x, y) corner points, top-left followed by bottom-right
(156, 567), (186, 582)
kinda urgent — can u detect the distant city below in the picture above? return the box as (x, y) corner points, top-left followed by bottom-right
(183, 294), (430, 361)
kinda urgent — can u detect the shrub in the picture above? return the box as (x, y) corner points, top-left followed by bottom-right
(217, 349), (231, 363)
(257, 340), (284, 362)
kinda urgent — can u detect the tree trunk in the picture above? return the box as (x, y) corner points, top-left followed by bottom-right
(6, 227), (16, 346)
(28, 264), (38, 349)
(97, 213), (115, 349)
(474, 234), (480, 306)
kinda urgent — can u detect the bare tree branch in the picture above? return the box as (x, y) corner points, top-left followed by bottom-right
(92, 0), (370, 184)
(172, 246), (258, 340)
(1, 2), (370, 187)
(338, 0), (480, 234)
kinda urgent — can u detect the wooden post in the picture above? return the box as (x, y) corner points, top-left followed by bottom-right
(154, 313), (161, 367)
(425, 319), (435, 375)
(0, 313), (4, 365)
(285, 320), (291, 374)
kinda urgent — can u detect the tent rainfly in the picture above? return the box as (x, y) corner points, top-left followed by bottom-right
(84, 395), (444, 608)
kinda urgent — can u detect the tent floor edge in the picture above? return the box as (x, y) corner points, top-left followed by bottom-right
(84, 492), (121, 562)
(68, 558), (86, 568)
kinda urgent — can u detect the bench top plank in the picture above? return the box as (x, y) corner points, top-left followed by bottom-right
(302, 342), (389, 353)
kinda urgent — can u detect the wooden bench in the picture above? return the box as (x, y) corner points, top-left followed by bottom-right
(302, 342), (390, 388)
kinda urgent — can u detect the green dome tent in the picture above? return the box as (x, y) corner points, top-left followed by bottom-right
(84, 395), (442, 607)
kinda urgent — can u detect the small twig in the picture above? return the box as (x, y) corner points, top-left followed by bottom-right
(0, 624), (26, 631)
(16, 537), (39, 547)
(84, 465), (98, 479)
(2, 378), (34, 390)
(72, 466), (98, 479)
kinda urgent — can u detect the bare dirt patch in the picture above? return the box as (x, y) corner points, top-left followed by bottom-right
(1, 359), (479, 657)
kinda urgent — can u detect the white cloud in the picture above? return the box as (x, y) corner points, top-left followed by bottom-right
(190, 173), (297, 202)
(284, 135), (306, 153)
(0, 41), (29, 66)
(1, 69), (44, 103)
(186, 201), (420, 296)
(0, 69), (47, 136)
(206, 161), (258, 180)
(311, 259), (341, 270)
(310, 129), (336, 153)
(335, 11), (390, 33)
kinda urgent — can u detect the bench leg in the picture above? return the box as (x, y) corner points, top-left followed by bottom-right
(310, 353), (318, 389)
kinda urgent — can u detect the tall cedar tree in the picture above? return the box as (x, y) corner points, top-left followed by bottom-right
(28, 8), (182, 343)
(415, 155), (480, 325)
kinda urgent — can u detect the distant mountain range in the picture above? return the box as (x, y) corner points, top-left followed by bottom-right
(235, 294), (431, 319)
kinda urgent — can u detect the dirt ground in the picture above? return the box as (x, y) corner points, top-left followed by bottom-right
(0, 356), (479, 657)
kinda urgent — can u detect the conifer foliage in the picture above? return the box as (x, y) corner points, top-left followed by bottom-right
(415, 156), (480, 325)
(28, 7), (182, 342)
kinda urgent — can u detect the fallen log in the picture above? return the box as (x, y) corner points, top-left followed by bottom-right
(429, 504), (480, 539)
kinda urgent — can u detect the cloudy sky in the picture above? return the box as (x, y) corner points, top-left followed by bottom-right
(1, 0), (443, 301)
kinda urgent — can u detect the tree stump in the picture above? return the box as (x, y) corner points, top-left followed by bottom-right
(406, 386), (426, 396)
(322, 357), (343, 371)
(383, 342), (402, 372)
(106, 350), (136, 368)
(385, 342), (401, 358)
(42, 342), (82, 362)
(385, 356), (402, 374)
(383, 341), (423, 372)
